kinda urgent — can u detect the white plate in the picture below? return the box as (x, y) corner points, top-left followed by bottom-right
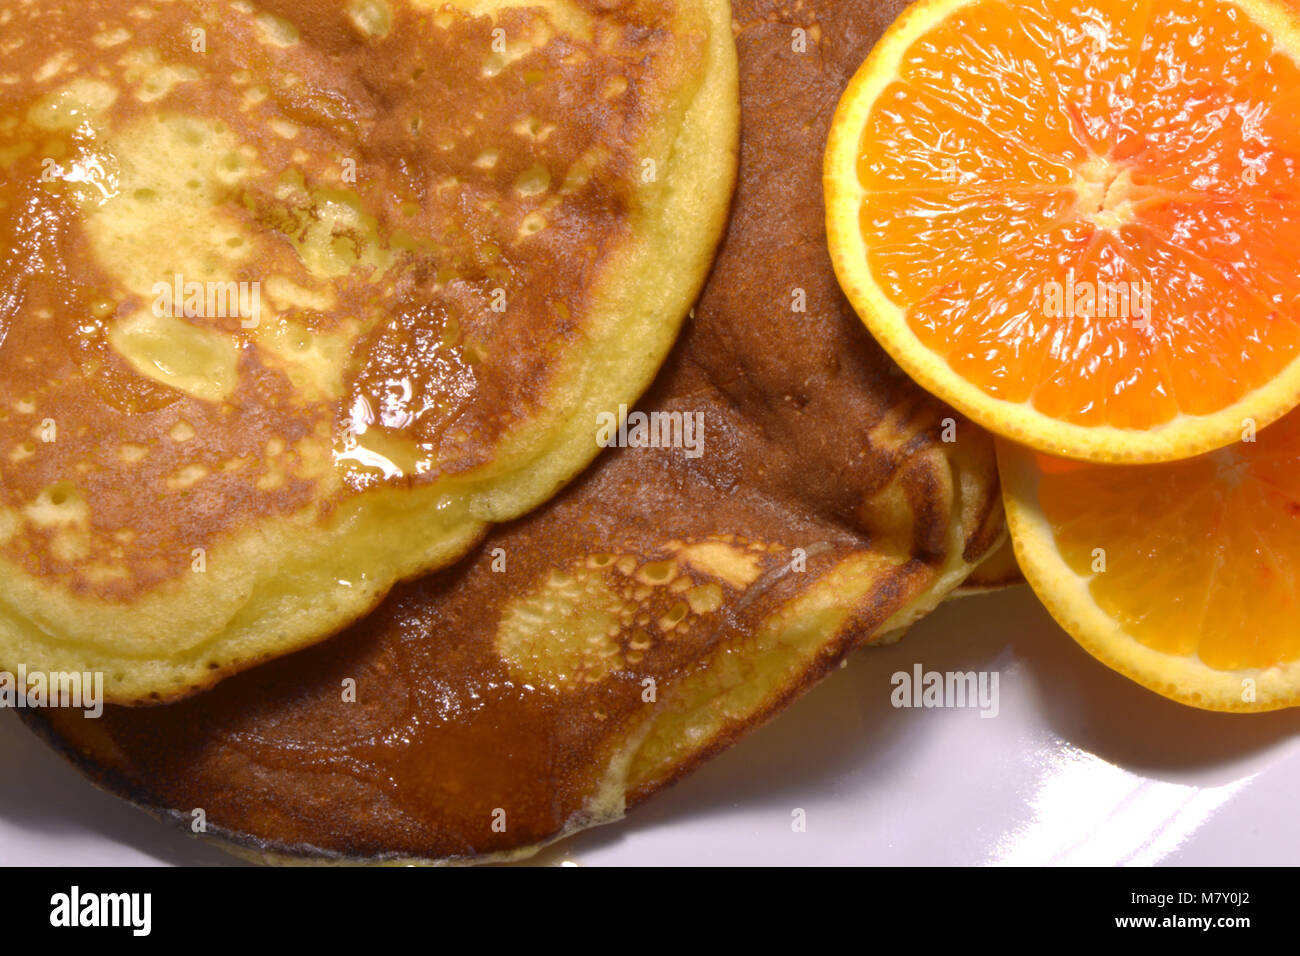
(3, 585), (1298, 866)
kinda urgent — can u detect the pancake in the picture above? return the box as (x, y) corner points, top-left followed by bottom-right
(0, 0), (738, 702)
(951, 537), (1023, 595)
(29, 0), (1006, 863)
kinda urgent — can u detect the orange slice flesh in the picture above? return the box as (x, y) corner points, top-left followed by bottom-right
(826, 0), (1300, 463)
(999, 410), (1300, 711)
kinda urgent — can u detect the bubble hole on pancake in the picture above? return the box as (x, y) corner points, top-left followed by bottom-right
(0, 0), (739, 702)
(29, 0), (1006, 865)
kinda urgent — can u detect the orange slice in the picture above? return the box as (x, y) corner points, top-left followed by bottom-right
(999, 412), (1300, 711)
(826, 0), (1300, 463)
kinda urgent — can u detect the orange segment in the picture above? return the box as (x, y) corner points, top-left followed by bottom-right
(1139, 198), (1300, 312)
(1000, 409), (1300, 710)
(861, 188), (1075, 305)
(896, 4), (1091, 161)
(826, 0), (1300, 463)
(856, 82), (1077, 191)
(1116, 226), (1300, 413)
(908, 223), (1095, 403)
(1114, 0), (1277, 168)
(1015, 0), (1153, 152)
(1119, 50), (1300, 197)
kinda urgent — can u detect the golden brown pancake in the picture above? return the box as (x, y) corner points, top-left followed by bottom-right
(0, 0), (738, 702)
(30, 0), (1005, 863)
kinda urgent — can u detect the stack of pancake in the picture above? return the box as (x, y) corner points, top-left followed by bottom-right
(2, 0), (1012, 863)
